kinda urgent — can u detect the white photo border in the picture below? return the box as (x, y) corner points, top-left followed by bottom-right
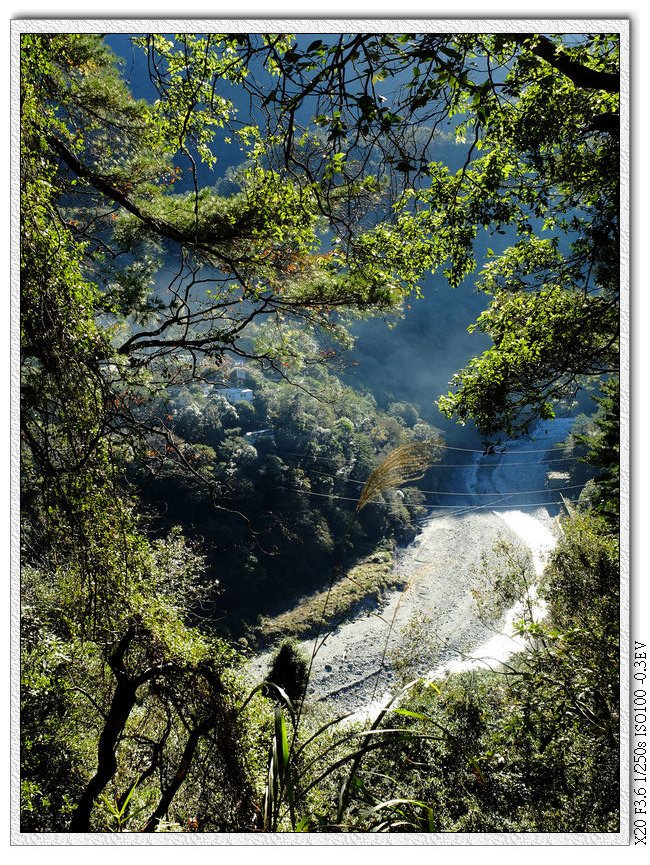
(10, 16), (631, 847)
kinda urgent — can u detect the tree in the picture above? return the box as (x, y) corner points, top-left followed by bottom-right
(20, 35), (265, 832)
(19, 33), (445, 832)
(574, 376), (620, 528)
(222, 32), (621, 440)
(21, 529), (261, 833)
(139, 34), (618, 442)
(264, 640), (309, 707)
(25, 35), (441, 386)
(24, 32), (621, 463)
(21, 32), (455, 515)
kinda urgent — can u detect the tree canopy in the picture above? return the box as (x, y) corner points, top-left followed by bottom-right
(234, 31), (620, 438)
(23, 32), (620, 442)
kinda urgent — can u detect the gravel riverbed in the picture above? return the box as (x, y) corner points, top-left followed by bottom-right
(250, 506), (557, 713)
(249, 418), (574, 714)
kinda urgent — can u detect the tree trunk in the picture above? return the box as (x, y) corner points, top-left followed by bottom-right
(141, 723), (209, 833)
(69, 675), (138, 832)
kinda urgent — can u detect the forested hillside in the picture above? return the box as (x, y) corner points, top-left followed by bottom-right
(19, 30), (621, 834)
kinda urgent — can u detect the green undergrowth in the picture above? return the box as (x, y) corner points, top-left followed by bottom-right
(255, 550), (401, 644)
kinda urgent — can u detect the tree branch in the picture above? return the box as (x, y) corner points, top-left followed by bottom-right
(515, 34), (619, 93)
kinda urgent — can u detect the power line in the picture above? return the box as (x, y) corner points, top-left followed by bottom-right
(269, 444), (578, 468)
(300, 466), (584, 496)
(426, 456), (577, 467)
(432, 441), (572, 454)
(426, 500), (575, 511)
(276, 434), (576, 456)
(400, 484), (586, 497)
(296, 457), (577, 474)
(271, 433), (574, 456)
(417, 498), (574, 521)
(281, 485), (585, 510)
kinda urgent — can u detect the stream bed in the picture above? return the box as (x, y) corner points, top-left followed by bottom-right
(251, 418), (577, 714)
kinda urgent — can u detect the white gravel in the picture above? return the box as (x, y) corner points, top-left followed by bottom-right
(298, 508), (555, 711)
(249, 419), (574, 715)
(249, 507), (557, 713)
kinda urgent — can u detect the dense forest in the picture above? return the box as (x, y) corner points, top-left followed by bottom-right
(19, 31), (621, 834)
